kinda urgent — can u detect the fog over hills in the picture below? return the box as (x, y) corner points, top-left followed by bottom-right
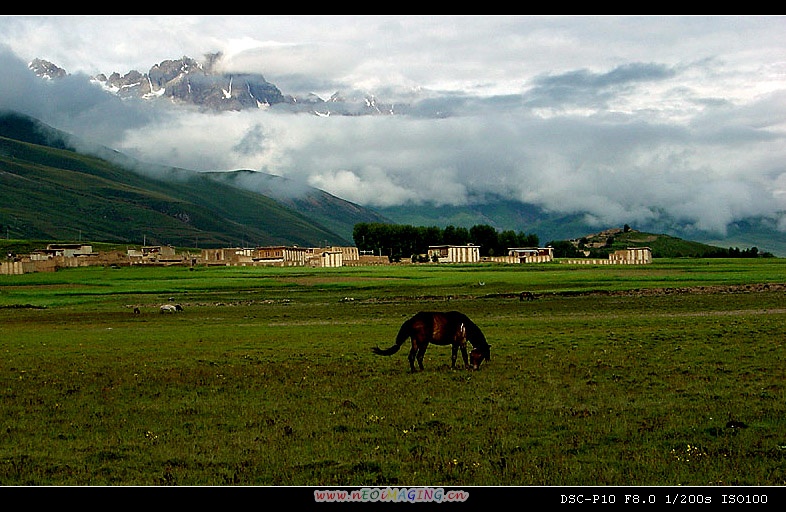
(0, 111), (388, 247)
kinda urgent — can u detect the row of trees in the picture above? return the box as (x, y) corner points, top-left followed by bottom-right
(352, 222), (539, 261)
(699, 246), (767, 258)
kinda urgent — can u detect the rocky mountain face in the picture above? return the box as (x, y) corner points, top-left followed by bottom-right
(29, 54), (397, 115)
(92, 54), (286, 111)
(29, 58), (68, 80)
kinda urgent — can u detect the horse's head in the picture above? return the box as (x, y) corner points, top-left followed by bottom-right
(470, 346), (490, 370)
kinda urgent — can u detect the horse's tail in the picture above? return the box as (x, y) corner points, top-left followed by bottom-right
(372, 317), (413, 356)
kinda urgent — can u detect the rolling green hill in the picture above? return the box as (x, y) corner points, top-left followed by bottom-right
(564, 226), (771, 259)
(0, 111), (387, 248)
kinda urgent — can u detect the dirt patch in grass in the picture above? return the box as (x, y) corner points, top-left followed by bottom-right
(498, 282), (786, 300)
(275, 276), (397, 285)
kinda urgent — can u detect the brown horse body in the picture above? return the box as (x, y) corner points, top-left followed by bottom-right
(372, 311), (491, 372)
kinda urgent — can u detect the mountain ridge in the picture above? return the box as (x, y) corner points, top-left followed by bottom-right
(30, 55), (398, 116)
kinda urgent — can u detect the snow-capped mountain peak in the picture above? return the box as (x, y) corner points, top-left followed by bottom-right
(30, 54), (405, 117)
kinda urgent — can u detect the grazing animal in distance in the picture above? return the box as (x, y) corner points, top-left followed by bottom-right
(133, 307), (141, 314)
(372, 311), (491, 372)
(160, 304), (183, 313)
(519, 291), (535, 301)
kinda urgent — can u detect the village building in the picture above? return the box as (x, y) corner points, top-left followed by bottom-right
(326, 246), (359, 263)
(427, 244), (481, 263)
(309, 249), (343, 268)
(29, 243), (100, 269)
(200, 246), (311, 266)
(3, 243), (125, 274)
(31, 243), (94, 260)
(507, 247), (554, 263)
(255, 246), (309, 266)
(2, 238), (655, 275)
(610, 247), (652, 264)
(127, 245), (185, 265)
(562, 247), (653, 265)
(200, 247), (255, 266)
(305, 246), (360, 268)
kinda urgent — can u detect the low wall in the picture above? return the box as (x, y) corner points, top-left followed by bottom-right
(561, 259), (651, 265)
(1, 251), (130, 275)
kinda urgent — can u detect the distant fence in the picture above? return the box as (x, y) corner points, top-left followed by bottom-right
(561, 259), (651, 265)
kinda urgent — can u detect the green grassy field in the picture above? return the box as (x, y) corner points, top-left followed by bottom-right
(1, 259), (785, 486)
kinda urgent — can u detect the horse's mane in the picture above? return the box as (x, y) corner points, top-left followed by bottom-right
(447, 311), (490, 355)
(393, 311), (487, 348)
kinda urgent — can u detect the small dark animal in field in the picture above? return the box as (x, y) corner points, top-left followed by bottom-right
(519, 291), (536, 301)
(133, 307), (140, 314)
(160, 304), (183, 313)
(372, 311), (491, 372)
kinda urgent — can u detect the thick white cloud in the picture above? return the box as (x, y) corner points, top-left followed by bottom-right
(1, 15), (785, 238)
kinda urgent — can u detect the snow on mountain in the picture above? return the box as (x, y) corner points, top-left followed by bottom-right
(30, 53), (402, 116)
(28, 58), (67, 80)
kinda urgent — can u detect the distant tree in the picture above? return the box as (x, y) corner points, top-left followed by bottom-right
(519, 232), (539, 247)
(469, 224), (499, 257)
(498, 230), (519, 254)
(421, 226), (443, 251)
(353, 223), (392, 256)
(548, 240), (584, 258)
(442, 225), (470, 245)
(354, 222), (539, 261)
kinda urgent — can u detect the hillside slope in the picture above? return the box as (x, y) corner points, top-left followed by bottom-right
(565, 227), (770, 258)
(0, 112), (387, 247)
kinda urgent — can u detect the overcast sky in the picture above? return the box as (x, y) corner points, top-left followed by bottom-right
(1, 15), (785, 236)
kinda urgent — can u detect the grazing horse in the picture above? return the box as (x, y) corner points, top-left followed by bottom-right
(160, 304), (183, 313)
(372, 311), (491, 372)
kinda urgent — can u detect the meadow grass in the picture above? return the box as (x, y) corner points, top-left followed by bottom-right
(1, 259), (785, 485)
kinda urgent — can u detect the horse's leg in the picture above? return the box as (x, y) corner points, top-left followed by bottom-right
(451, 343), (460, 369)
(460, 344), (469, 368)
(408, 347), (418, 373)
(416, 347), (426, 371)
(455, 322), (469, 369)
